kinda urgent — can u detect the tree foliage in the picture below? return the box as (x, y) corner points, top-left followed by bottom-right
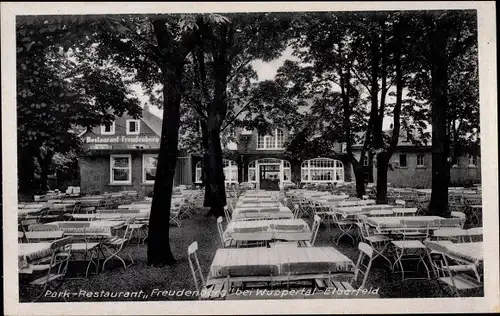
(16, 16), (141, 193)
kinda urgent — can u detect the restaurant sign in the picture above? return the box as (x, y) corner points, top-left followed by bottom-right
(85, 136), (160, 144)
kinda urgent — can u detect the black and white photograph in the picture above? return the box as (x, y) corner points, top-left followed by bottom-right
(2, 2), (498, 315)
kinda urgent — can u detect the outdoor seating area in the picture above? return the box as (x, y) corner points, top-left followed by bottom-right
(184, 184), (483, 300)
(17, 182), (483, 302)
(18, 187), (204, 302)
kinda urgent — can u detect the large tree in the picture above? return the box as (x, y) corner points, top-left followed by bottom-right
(94, 14), (235, 264)
(181, 13), (294, 217)
(274, 12), (376, 197)
(407, 11), (477, 215)
(16, 16), (141, 195)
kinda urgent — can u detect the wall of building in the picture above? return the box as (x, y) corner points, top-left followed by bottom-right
(385, 151), (433, 188)
(449, 155), (481, 186)
(346, 149), (481, 189)
(80, 151), (192, 197)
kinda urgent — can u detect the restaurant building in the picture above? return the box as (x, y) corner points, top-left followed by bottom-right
(350, 129), (481, 188)
(79, 106), (480, 194)
(194, 128), (348, 190)
(78, 105), (192, 197)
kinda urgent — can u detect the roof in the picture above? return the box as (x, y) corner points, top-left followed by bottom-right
(141, 105), (162, 136)
(352, 127), (431, 148)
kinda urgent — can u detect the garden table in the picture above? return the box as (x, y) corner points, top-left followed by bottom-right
(47, 220), (125, 237)
(207, 247), (355, 284)
(366, 216), (444, 233)
(24, 231), (65, 241)
(232, 206), (294, 221)
(224, 219), (311, 243)
(70, 213), (141, 221)
(235, 202), (281, 208)
(432, 241), (483, 264)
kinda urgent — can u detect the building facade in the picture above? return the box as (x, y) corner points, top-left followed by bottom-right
(78, 106), (192, 197)
(79, 109), (480, 194)
(350, 130), (481, 188)
(194, 128), (347, 190)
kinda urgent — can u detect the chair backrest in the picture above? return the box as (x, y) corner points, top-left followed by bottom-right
(293, 204), (300, 219)
(234, 226), (268, 233)
(310, 215), (321, 246)
(28, 224), (58, 232)
(438, 218), (464, 228)
(399, 219), (431, 237)
(395, 199), (406, 207)
(216, 217), (225, 246)
(50, 236), (74, 249)
(355, 222), (369, 240)
(432, 227), (468, 240)
(353, 242), (374, 289)
(59, 221), (91, 228)
(187, 241), (205, 293)
(35, 237), (74, 285)
(21, 219), (39, 232)
(369, 210), (394, 217)
(466, 227), (483, 242)
(223, 206), (231, 222)
(25, 230), (65, 242)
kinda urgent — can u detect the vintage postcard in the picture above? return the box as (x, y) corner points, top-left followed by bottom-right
(2, 1), (498, 315)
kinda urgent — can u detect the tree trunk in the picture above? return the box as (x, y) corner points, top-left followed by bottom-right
(375, 152), (390, 204)
(205, 121), (226, 218)
(147, 19), (186, 266)
(428, 40), (450, 217)
(147, 72), (182, 266)
(202, 153), (212, 207)
(352, 162), (366, 198)
(200, 121), (212, 207)
(37, 150), (54, 192)
(18, 145), (37, 195)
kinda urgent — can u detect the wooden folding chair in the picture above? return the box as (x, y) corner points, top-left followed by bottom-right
(391, 220), (431, 281)
(330, 207), (357, 245)
(355, 218), (392, 270)
(465, 227), (483, 242)
(393, 207), (417, 217)
(352, 242), (375, 289)
(368, 210), (394, 217)
(425, 240), (483, 297)
(23, 237), (73, 302)
(223, 206), (232, 222)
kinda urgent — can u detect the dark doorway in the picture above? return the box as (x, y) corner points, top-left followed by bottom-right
(259, 164), (280, 190)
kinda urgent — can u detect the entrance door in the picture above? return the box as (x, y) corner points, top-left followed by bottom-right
(259, 164), (280, 190)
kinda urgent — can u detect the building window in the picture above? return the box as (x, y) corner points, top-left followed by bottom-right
(143, 154), (157, 184)
(399, 154), (407, 167)
(469, 155), (477, 167)
(300, 158), (344, 183)
(257, 129), (286, 150)
(223, 159), (238, 184)
(195, 161), (203, 183)
(110, 154), (131, 184)
(126, 119), (140, 135)
(416, 154), (425, 167)
(196, 160), (238, 184)
(101, 122), (115, 135)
